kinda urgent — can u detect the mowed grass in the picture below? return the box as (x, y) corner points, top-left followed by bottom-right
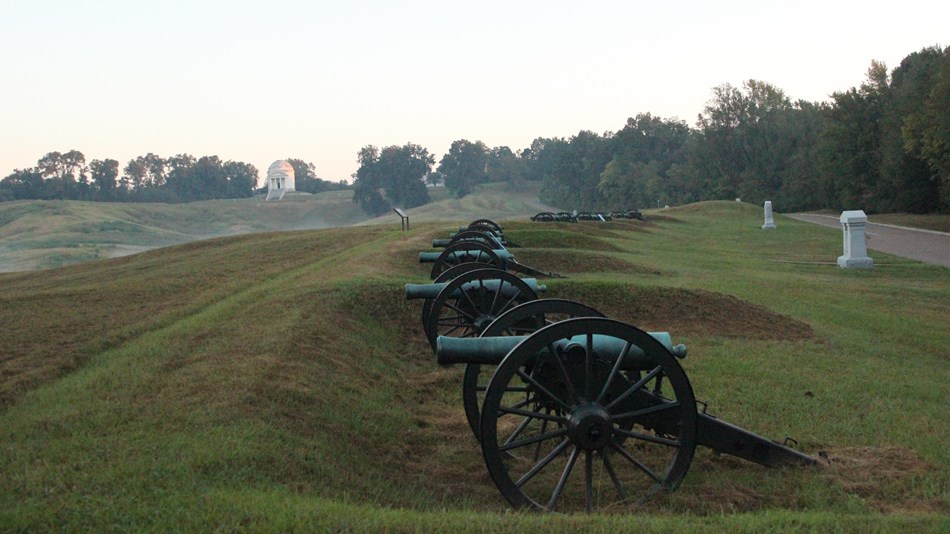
(1, 201), (947, 531)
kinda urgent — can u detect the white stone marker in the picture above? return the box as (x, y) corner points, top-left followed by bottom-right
(762, 201), (776, 229)
(837, 210), (874, 268)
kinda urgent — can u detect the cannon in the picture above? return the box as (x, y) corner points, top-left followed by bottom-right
(423, 232), (561, 280)
(432, 229), (506, 249)
(406, 268), (545, 350)
(420, 241), (513, 279)
(432, 317), (817, 512)
(469, 218), (504, 234)
(609, 209), (646, 221)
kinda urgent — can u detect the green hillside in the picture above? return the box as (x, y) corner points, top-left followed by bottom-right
(0, 191), (367, 272)
(0, 182), (555, 273)
(1, 202), (947, 531)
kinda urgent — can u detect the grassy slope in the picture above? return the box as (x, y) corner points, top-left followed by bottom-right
(0, 191), (368, 272)
(359, 181), (558, 227)
(0, 202), (947, 531)
(0, 182), (555, 273)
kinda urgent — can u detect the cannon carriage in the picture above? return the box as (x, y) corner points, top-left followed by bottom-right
(422, 220), (559, 279)
(404, 218), (815, 512)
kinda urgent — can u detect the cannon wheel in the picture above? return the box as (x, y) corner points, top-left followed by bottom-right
(462, 299), (605, 439)
(424, 269), (537, 352)
(421, 262), (495, 330)
(469, 219), (503, 234)
(532, 212), (555, 222)
(480, 318), (697, 512)
(447, 229), (503, 249)
(430, 241), (502, 279)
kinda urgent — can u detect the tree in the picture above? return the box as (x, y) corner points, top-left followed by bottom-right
(287, 158), (350, 194)
(597, 114), (691, 208)
(123, 153), (167, 190)
(37, 150), (87, 200)
(539, 130), (612, 209)
(0, 168), (45, 200)
(438, 139), (488, 197)
(89, 159), (119, 200)
(223, 161), (259, 198)
(818, 63), (889, 211)
(352, 143), (433, 214)
(903, 47), (950, 210)
(486, 146), (523, 185)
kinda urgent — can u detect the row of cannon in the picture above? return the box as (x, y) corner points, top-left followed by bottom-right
(531, 209), (645, 223)
(404, 218), (815, 512)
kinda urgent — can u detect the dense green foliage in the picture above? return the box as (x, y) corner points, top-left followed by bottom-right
(351, 143), (433, 215)
(505, 46), (948, 214)
(0, 153), (347, 204)
(529, 46), (950, 214)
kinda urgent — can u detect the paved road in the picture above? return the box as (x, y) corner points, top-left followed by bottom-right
(787, 213), (950, 267)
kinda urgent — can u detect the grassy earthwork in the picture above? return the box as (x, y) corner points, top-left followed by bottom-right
(0, 199), (947, 531)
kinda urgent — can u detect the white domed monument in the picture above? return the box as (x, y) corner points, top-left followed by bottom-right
(265, 160), (296, 200)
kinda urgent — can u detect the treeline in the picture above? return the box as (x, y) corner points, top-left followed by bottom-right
(352, 45), (949, 215)
(0, 153), (347, 203)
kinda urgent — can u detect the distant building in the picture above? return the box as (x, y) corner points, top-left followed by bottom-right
(265, 160), (296, 200)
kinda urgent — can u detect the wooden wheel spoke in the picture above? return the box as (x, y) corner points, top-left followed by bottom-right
(516, 368), (572, 412)
(499, 428), (569, 452)
(515, 438), (570, 488)
(548, 344), (580, 405)
(547, 446), (579, 511)
(499, 405), (567, 423)
(609, 441), (663, 483)
(605, 365), (663, 411)
(442, 301), (476, 321)
(602, 449), (628, 502)
(596, 341), (633, 404)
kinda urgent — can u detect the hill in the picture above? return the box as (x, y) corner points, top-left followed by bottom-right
(0, 182), (557, 273)
(360, 181), (559, 226)
(0, 202), (947, 530)
(0, 191), (368, 272)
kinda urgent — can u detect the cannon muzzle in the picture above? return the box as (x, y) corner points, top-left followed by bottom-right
(436, 332), (685, 367)
(405, 278), (546, 300)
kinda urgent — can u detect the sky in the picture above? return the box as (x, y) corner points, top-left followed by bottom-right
(1, 1), (947, 185)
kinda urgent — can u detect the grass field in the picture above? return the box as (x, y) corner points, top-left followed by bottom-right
(1, 200), (947, 531)
(0, 191), (368, 272)
(0, 182), (550, 273)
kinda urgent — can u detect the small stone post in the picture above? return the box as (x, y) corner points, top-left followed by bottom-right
(837, 210), (874, 268)
(762, 201), (776, 229)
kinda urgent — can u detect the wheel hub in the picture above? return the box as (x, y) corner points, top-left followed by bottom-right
(567, 403), (613, 450)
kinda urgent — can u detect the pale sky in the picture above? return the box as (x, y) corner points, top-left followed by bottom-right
(1, 1), (947, 185)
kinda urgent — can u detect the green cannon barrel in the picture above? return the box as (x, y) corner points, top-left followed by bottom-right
(418, 249), (514, 263)
(436, 333), (686, 367)
(432, 236), (504, 248)
(405, 278), (545, 300)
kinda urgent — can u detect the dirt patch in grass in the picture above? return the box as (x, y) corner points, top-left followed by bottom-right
(514, 249), (662, 276)
(820, 446), (946, 514)
(546, 282), (815, 341)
